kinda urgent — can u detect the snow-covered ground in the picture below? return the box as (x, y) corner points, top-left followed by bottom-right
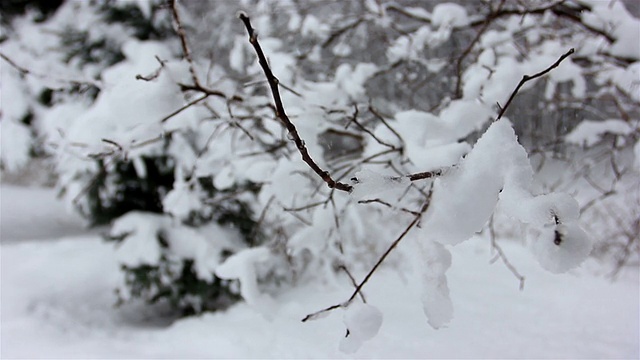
(1, 185), (638, 358)
(0, 185), (88, 242)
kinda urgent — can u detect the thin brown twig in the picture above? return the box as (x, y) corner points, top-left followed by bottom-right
(323, 18), (365, 49)
(488, 216), (525, 290)
(496, 48), (575, 121)
(0, 52), (30, 75)
(581, 190), (616, 214)
(224, 101), (256, 141)
(161, 94), (210, 123)
(384, 3), (431, 23)
(368, 104), (404, 149)
(302, 195), (432, 322)
(101, 138), (124, 152)
(337, 265), (367, 303)
(169, 0), (200, 87)
(468, 1), (566, 27)
(283, 199), (330, 212)
(357, 198), (421, 216)
(454, 0), (506, 98)
(282, 205), (314, 226)
(331, 148), (398, 187)
(136, 56), (167, 81)
(170, 0), (244, 104)
(239, 13), (353, 193)
(178, 83), (242, 101)
(464, 1), (615, 44)
(279, 82), (303, 98)
(490, 240), (526, 291)
(345, 104), (397, 150)
(0, 52), (101, 88)
(405, 169), (445, 182)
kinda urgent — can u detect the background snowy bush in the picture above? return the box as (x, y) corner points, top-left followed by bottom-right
(1, 0), (638, 350)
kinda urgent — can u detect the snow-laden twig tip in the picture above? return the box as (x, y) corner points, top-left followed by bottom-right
(496, 48), (575, 121)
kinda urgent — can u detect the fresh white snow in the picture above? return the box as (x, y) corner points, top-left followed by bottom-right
(0, 185), (87, 242)
(1, 185), (638, 358)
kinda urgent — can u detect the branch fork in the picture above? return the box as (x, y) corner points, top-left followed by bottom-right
(237, 11), (575, 323)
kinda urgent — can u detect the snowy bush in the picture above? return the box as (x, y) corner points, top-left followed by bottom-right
(1, 0), (638, 352)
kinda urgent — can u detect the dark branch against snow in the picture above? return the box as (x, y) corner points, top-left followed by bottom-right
(496, 48), (575, 121)
(239, 13), (354, 193)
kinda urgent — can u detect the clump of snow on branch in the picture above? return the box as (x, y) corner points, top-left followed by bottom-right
(386, 25), (452, 62)
(431, 3), (469, 28)
(369, 100), (493, 171)
(350, 169), (409, 201)
(162, 172), (205, 221)
(301, 15), (330, 39)
(111, 212), (243, 280)
(419, 119), (592, 271)
(529, 222), (592, 274)
(339, 303), (383, 354)
(334, 63), (378, 99)
(215, 247), (276, 312)
(581, 0), (640, 60)
(565, 119), (638, 147)
(405, 119), (593, 330)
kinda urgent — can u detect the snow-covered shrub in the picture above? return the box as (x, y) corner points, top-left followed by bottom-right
(2, 0), (639, 351)
(109, 212), (250, 315)
(0, 1), (267, 314)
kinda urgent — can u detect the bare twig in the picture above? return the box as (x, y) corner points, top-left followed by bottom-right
(496, 48), (575, 121)
(358, 198), (421, 216)
(345, 104), (397, 150)
(0, 52), (30, 75)
(333, 148), (398, 183)
(465, 1), (614, 44)
(469, 1), (566, 26)
(160, 94), (209, 123)
(239, 13), (353, 193)
(282, 205), (314, 226)
(488, 216), (525, 290)
(384, 3), (431, 23)
(368, 103), (405, 149)
(0, 52), (101, 88)
(337, 264), (367, 303)
(405, 169), (445, 182)
(490, 240), (526, 291)
(454, 0), (506, 98)
(322, 18), (365, 49)
(169, 0), (200, 87)
(101, 139), (124, 153)
(348, 167), (446, 186)
(279, 82), (303, 98)
(170, 0), (244, 106)
(136, 56), (167, 81)
(302, 195), (432, 322)
(581, 190), (616, 214)
(283, 199), (330, 212)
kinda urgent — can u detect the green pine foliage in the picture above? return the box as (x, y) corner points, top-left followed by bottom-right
(118, 257), (241, 316)
(95, 153), (263, 315)
(85, 155), (174, 226)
